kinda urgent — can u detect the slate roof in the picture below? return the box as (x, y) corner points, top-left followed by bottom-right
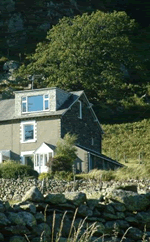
(76, 144), (123, 167)
(0, 90), (83, 122)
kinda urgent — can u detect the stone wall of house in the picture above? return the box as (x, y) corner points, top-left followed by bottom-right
(1, 185), (150, 241)
(61, 94), (102, 153)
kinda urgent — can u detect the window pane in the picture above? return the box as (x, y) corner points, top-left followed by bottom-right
(37, 155), (39, 166)
(45, 94), (48, 99)
(45, 100), (49, 110)
(24, 125), (34, 140)
(44, 154), (47, 166)
(22, 102), (26, 112)
(28, 95), (43, 112)
(40, 155), (43, 166)
(49, 153), (52, 159)
(22, 97), (26, 101)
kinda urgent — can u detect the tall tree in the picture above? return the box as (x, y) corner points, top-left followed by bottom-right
(16, 10), (144, 109)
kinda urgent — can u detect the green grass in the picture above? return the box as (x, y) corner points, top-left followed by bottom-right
(102, 118), (150, 164)
(76, 164), (150, 181)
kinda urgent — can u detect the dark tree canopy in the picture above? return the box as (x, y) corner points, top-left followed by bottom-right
(16, 10), (147, 122)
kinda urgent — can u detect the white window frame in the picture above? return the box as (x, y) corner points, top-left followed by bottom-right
(78, 100), (82, 119)
(20, 120), (37, 143)
(43, 94), (49, 110)
(21, 94), (49, 114)
(22, 97), (27, 113)
(34, 152), (53, 167)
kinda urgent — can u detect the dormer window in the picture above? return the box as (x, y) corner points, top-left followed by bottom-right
(21, 94), (49, 113)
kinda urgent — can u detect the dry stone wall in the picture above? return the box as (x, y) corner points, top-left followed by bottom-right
(0, 185), (150, 241)
(0, 178), (150, 201)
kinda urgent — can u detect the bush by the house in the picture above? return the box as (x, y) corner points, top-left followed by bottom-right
(38, 172), (53, 180)
(54, 171), (73, 181)
(47, 133), (77, 172)
(0, 160), (38, 179)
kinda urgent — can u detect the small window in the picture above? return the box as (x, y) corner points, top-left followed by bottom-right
(24, 124), (34, 141)
(21, 120), (37, 143)
(78, 100), (82, 119)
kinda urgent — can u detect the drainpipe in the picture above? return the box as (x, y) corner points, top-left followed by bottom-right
(88, 152), (91, 172)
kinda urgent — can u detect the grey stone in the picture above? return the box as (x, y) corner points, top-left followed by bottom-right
(116, 212), (125, 219)
(7, 212), (25, 225)
(12, 193), (22, 202)
(18, 211), (36, 228)
(78, 204), (93, 217)
(126, 227), (143, 240)
(64, 192), (86, 206)
(111, 202), (126, 212)
(5, 225), (29, 234)
(87, 199), (100, 210)
(105, 220), (129, 234)
(94, 222), (105, 235)
(22, 186), (44, 202)
(104, 204), (115, 214)
(116, 184), (137, 192)
(0, 203), (4, 212)
(125, 216), (139, 224)
(106, 189), (150, 211)
(103, 213), (117, 220)
(45, 193), (66, 204)
(33, 223), (51, 237)
(20, 204), (36, 214)
(136, 212), (150, 228)
(0, 212), (10, 226)
(35, 212), (44, 223)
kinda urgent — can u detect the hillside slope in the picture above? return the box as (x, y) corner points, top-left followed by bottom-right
(102, 118), (150, 163)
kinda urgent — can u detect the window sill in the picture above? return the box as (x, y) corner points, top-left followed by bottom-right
(22, 110), (50, 114)
(21, 139), (37, 144)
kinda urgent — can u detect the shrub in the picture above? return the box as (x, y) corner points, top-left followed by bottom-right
(54, 171), (73, 181)
(47, 133), (77, 172)
(49, 155), (74, 172)
(0, 160), (38, 179)
(38, 172), (53, 180)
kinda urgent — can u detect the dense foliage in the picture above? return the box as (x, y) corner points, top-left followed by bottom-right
(47, 133), (77, 172)
(0, 160), (38, 179)
(15, 10), (149, 122)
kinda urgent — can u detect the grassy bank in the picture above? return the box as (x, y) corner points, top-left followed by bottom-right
(102, 118), (150, 164)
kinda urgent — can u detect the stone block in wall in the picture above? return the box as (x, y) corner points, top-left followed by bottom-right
(7, 212), (25, 226)
(78, 204), (93, 217)
(106, 189), (150, 211)
(126, 227), (143, 240)
(64, 192), (86, 206)
(18, 212), (36, 228)
(22, 186), (44, 202)
(45, 193), (66, 204)
(32, 223), (51, 237)
(0, 212), (11, 226)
